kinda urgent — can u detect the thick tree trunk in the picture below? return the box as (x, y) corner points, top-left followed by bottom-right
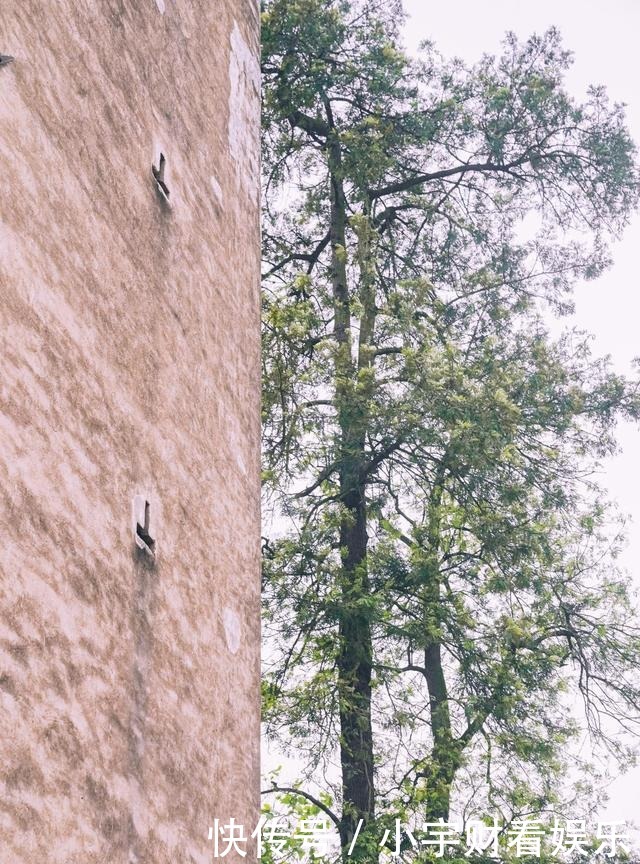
(326, 135), (376, 853)
(337, 480), (375, 846)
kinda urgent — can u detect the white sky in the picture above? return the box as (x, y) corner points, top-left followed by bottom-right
(402, 0), (640, 824)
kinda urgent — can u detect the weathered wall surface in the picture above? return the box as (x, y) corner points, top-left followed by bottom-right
(0, 1), (260, 862)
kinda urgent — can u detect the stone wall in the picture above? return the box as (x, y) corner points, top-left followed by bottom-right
(0, 1), (260, 861)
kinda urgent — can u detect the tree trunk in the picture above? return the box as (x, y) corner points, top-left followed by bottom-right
(423, 639), (458, 822)
(337, 479), (375, 847)
(421, 469), (460, 823)
(327, 135), (376, 852)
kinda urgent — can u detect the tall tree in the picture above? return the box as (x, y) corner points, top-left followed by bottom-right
(261, 0), (640, 855)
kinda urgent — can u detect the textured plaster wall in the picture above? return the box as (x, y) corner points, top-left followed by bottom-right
(0, 1), (260, 862)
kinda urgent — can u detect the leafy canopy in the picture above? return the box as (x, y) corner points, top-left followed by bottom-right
(261, 0), (640, 853)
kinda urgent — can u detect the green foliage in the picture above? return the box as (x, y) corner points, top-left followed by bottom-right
(261, 0), (640, 857)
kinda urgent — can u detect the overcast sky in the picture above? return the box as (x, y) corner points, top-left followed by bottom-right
(402, 0), (640, 825)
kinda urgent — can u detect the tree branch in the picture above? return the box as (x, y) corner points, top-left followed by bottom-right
(261, 785), (342, 830)
(368, 155), (532, 200)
